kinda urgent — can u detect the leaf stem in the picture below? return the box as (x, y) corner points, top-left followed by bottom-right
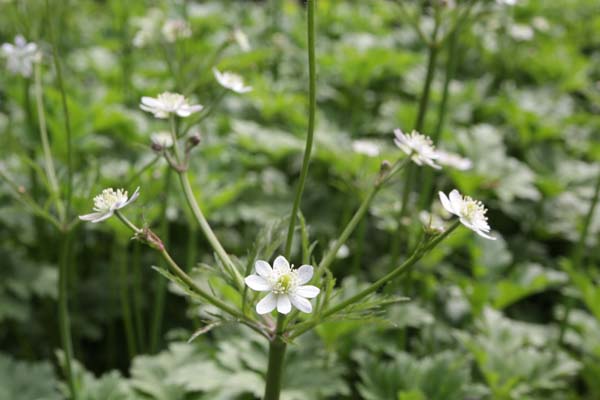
(284, 0), (317, 259)
(263, 314), (287, 400)
(58, 229), (77, 399)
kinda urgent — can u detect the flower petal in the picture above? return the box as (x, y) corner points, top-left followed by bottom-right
(475, 229), (496, 240)
(438, 191), (455, 215)
(449, 190), (463, 214)
(295, 285), (320, 298)
(122, 187), (140, 208)
(256, 292), (277, 315)
(277, 295), (292, 314)
(290, 294), (312, 313)
(244, 275), (271, 291)
(255, 260), (272, 278)
(273, 255), (290, 274)
(90, 211), (114, 223)
(79, 212), (106, 222)
(296, 265), (314, 284)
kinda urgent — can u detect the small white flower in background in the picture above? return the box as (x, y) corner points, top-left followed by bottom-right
(1, 35), (39, 77)
(79, 187), (140, 223)
(435, 150), (472, 171)
(496, 0), (518, 5)
(151, 131), (174, 150)
(393, 128), (441, 169)
(162, 19), (192, 42)
(509, 24), (534, 41)
(532, 17), (550, 32)
(245, 255), (320, 315)
(213, 68), (252, 93)
(439, 189), (496, 240)
(419, 210), (446, 233)
(132, 8), (164, 48)
(140, 92), (203, 119)
(352, 139), (380, 157)
(233, 27), (251, 52)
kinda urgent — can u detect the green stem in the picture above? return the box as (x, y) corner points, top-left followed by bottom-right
(263, 315), (287, 400)
(117, 241), (137, 359)
(178, 172), (244, 288)
(132, 242), (146, 352)
(114, 211), (254, 325)
(34, 62), (65, 221)
(418, 25), (462, 210)
(284, 0), (317, 259)
(126, 155), (160, 187)
(47, 0), (74, 220)
(414, 41), (440, 134)
(291, 221), (460, 339)
(58, 230), (77, 399)
(315, 158), (410, 282)
(150, 169), (172, 353)
(557, 169), (600, 349)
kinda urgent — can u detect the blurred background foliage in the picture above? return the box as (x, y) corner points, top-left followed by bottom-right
(0, 0), (599, 399)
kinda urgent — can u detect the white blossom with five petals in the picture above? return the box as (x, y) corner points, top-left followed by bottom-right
(79, 187), (140, 223)
(393, 128), (441, 169)
(439, 189), (496, 240)
(1, 35), (39, 77)
(140, 92), (203, 119)
(245, 255), (320, 315)
(213, 68), (252, 93)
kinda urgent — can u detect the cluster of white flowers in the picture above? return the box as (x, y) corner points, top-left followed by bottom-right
(140, 92), (203, 119)
(439, 189), (495, 240)
(245, 256), (320, 314)
(213, 68), (252, 93)
(1, 35), (39, 77)
(79, 187), (140, 223)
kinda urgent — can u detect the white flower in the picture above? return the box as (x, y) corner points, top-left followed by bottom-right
(162, 19), (192, 42)
(509, 24), (534, 41)
(151, 131), (174, 149)
(393, 128), (441, 169)
(140, 92), (203, 119)
(132, 8), (164, 47)
(233, 28), (251, 52)
(245, 255), (320, 315)
(212, 68), (252, 93)
(439, 189), (496, 240)
(352, 139), (380, 157)
(1, 35), (39, 77)
(435, 150), (472, 171)
(79, 187), (140, 223)
(496, 0), (518, 5)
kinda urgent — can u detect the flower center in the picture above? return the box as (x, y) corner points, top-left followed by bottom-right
(94, 188), (127, 211)
(462, 197), (487, 223)
(272, 272), (296, 294)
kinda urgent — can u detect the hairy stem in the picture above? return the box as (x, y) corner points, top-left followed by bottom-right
(58, 230), (77, 399)
(284, 0), (317, 259)
(263, 315), (287, 400)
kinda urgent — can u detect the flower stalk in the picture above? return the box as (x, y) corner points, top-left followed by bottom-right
(284, 0), (317, 259)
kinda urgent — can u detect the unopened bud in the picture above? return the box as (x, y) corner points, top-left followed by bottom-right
(151, 142), (163, 152)
(380, 160), (392, 173)
(188, 133), (201, 147)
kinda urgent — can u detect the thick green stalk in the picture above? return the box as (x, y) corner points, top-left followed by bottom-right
(58, 230), (77, 399)
(284, 0), (317, 259)
(263, 315), (287, 400)
(291, 221), (460, 339)
(132, 242), (146, 352)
